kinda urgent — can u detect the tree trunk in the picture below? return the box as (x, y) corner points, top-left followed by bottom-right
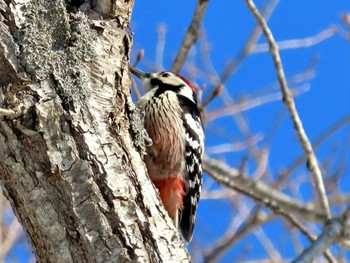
(0, 0), (189, 262)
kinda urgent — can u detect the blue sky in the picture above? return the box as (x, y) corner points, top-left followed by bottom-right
(5, 1), (350, 262)
(131, 0), (350, 262)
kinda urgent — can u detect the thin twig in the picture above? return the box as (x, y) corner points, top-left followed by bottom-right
(130, 78), (142, 100)
(252, 26), (338, 53)
(327, 194), (350, 206)
(277, 113), (350, 190)
(132, 49), (144, 67)
(340, 206), (350, 248)
(201, 0), (280, 108)
(254, 227), (282, 261)
(155, 24), (166, 70)
(171, 0), (210, 73)
(205, 85), (309, 122)
(205, 134), (262, 154)
(244, 0), (331, 219)
(0, 217), (22, 261)
(218, 0), (280, 85)
(330, 131), (350, 183)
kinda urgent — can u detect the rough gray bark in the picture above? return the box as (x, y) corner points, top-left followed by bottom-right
(0, 0), (189, 262)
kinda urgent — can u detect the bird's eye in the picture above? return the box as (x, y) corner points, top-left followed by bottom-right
(161, 72), (171, 78)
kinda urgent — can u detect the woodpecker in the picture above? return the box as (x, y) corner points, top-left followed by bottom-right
(131, 67), (204, 242)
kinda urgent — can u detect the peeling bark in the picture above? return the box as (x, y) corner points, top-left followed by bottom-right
(0, 0), (189, 262)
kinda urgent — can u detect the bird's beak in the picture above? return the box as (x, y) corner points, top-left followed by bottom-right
(130, 66), (151, 79)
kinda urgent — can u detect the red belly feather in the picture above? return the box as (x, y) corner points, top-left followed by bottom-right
(153, 177), (186, 219)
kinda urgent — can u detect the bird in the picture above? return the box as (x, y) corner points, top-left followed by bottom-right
(130, 67), (204, 242)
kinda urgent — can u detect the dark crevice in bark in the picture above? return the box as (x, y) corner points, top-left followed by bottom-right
(10, 118), (92, 262)
(61, 110), (137, 261)
(51, 74), (76, 113)
(65, 0), (86, 13)
(90, 153), (137, 261)
(49, 172), (93, 263)
(0, 161), (51, 261)
(137, 218), (163, 262)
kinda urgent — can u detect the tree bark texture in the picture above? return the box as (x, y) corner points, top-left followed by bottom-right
(0, 0), (189, 262)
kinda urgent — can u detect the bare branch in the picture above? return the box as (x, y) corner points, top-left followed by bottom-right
(275, 208), (338, 263)
(204, 208), (274, 263)
(291, 206), (350, 262)
(171, 0), (209, 73)
(244, 0), (331, 219)
(291, 220), (342, 263)
(203, 156), (327, 221)
(327, 194), (350, 206)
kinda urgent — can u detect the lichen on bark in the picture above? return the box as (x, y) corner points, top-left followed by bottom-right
(0, 0), (190, 262)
